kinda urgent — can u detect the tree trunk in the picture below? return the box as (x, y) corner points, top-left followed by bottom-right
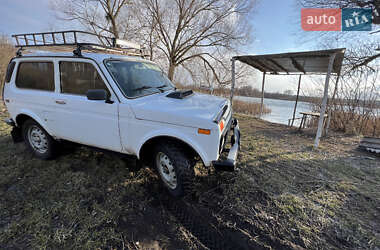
(104, 0), (119, 39)
(110, 17), (119, 39)
(168, 63), (176, 81)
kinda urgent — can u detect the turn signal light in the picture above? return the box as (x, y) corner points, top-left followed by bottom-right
(219, 120), (224, 131)
(198, 128), (211, 135)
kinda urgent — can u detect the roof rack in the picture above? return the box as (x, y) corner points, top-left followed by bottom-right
(11, 30), (148, 58)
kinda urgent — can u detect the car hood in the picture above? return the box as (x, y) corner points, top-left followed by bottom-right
(129, 91), (228, 128)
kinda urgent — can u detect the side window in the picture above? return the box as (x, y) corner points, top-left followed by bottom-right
(59, 61), (109, 96)
(16, 62), (54, 91)
(5, 62), (16, 83)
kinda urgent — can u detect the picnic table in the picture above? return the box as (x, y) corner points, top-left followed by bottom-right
(299, 112), (328, 131)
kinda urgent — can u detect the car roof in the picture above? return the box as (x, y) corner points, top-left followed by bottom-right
(15, 51), (154, 64)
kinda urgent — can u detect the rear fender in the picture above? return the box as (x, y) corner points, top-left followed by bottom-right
(15, 110), (54, 136)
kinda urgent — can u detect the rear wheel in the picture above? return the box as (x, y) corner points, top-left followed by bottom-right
(22, 119), (56, 159)
(153, 142), (195, 197)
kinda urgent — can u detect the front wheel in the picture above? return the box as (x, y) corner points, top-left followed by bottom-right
(153, 143), (195, 197)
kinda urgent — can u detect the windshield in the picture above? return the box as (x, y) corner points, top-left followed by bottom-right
(105, 60), (175, 98)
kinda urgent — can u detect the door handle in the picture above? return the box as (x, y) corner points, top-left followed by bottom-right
(55, 100), (66, 105)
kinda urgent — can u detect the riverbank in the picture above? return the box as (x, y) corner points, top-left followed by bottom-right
(0, 105), (379, 249)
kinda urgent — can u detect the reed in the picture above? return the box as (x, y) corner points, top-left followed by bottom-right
(232, 99), (271, 116)
(328, 110), (380, 137)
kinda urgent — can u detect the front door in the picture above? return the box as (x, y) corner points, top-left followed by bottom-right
(52, 59), (121, 152)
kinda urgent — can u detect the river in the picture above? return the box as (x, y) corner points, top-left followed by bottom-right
(235, 96), (312, 126)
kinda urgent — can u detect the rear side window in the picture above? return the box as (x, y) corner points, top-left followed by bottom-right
(5, 62), (16, 83)
(16, 62), (54, 91)
(59, 61), (109, 96)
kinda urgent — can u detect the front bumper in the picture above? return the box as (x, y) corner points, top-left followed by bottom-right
(212, 118), (240, 171)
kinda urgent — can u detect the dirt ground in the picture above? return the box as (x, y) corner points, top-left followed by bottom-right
(0, 104), (379, 249)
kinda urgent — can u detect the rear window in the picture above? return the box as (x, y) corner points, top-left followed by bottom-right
(5, 62), (16, 83)
(16, 62), (55, 91)
(59, 61), (109, 96)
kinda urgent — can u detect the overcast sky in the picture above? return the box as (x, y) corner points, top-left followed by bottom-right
(0, 0), (322, 94)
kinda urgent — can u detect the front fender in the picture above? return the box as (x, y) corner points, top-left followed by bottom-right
(136, 128), (210, 166)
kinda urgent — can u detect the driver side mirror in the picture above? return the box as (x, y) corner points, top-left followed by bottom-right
(86, 89), (113, 103)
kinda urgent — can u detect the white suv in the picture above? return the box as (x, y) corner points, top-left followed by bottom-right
(2, 32), (240, 197)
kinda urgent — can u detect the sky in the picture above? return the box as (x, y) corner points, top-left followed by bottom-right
(243, 0), (315, 94)
(0, 0), (321, 94)
(0, 0), (57, 34)
(246, 0), (310, 55)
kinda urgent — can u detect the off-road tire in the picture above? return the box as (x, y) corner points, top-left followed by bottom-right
(22, 119), (56, 160)
(153, 142), (195, 197)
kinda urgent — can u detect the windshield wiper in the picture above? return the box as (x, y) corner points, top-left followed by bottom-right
(133, 84), (169, 93)
(156, 85), (168, 93)
(133, 85), (156, 92)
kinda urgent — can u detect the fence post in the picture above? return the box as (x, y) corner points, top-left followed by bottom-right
(291, 75), (302, 127)
(230, 58), (236, 103)
(260, 72), (266, 116)
(325, 74), (341, 136)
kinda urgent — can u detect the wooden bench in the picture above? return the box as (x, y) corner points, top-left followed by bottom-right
(298, 112), (328, 131)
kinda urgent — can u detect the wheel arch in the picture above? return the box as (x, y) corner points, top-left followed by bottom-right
(15, 112), (53, 136)
(138, 135), (205, 166)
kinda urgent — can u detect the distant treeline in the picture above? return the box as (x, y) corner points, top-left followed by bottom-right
(234, 86), (380, 108)
(235, 85), (320, 103)
(188, 84), (380, 109)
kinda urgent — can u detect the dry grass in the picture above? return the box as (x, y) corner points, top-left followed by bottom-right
(306, 110), (380, 137)
(225, 115), (380, 249)
(0, 103), (379, 249)
(0, 37), (15, 88)
(329, 111), (380, 137)
(232, 99), (271, 116)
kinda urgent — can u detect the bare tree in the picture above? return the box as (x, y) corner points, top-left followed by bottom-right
(297, 0), (380, 135)
(51, 0), (129, 39)
(324, 65), (379, 136)
(300, 0), (380, 25)
(51, 0), (255, 88)
(137, 0), (255, 80)
(0, 35), (16, 96)
(298, 0), (380, 70)
(178, 51), (255, 94)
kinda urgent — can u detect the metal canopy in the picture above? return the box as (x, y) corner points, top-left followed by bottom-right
(233, 48), (346, 75)
(230, 48), (346, 148)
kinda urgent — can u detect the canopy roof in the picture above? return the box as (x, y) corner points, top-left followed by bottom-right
(233, 48), (346, 75)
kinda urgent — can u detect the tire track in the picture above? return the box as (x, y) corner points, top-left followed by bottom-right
(159, 195), (269, 250)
